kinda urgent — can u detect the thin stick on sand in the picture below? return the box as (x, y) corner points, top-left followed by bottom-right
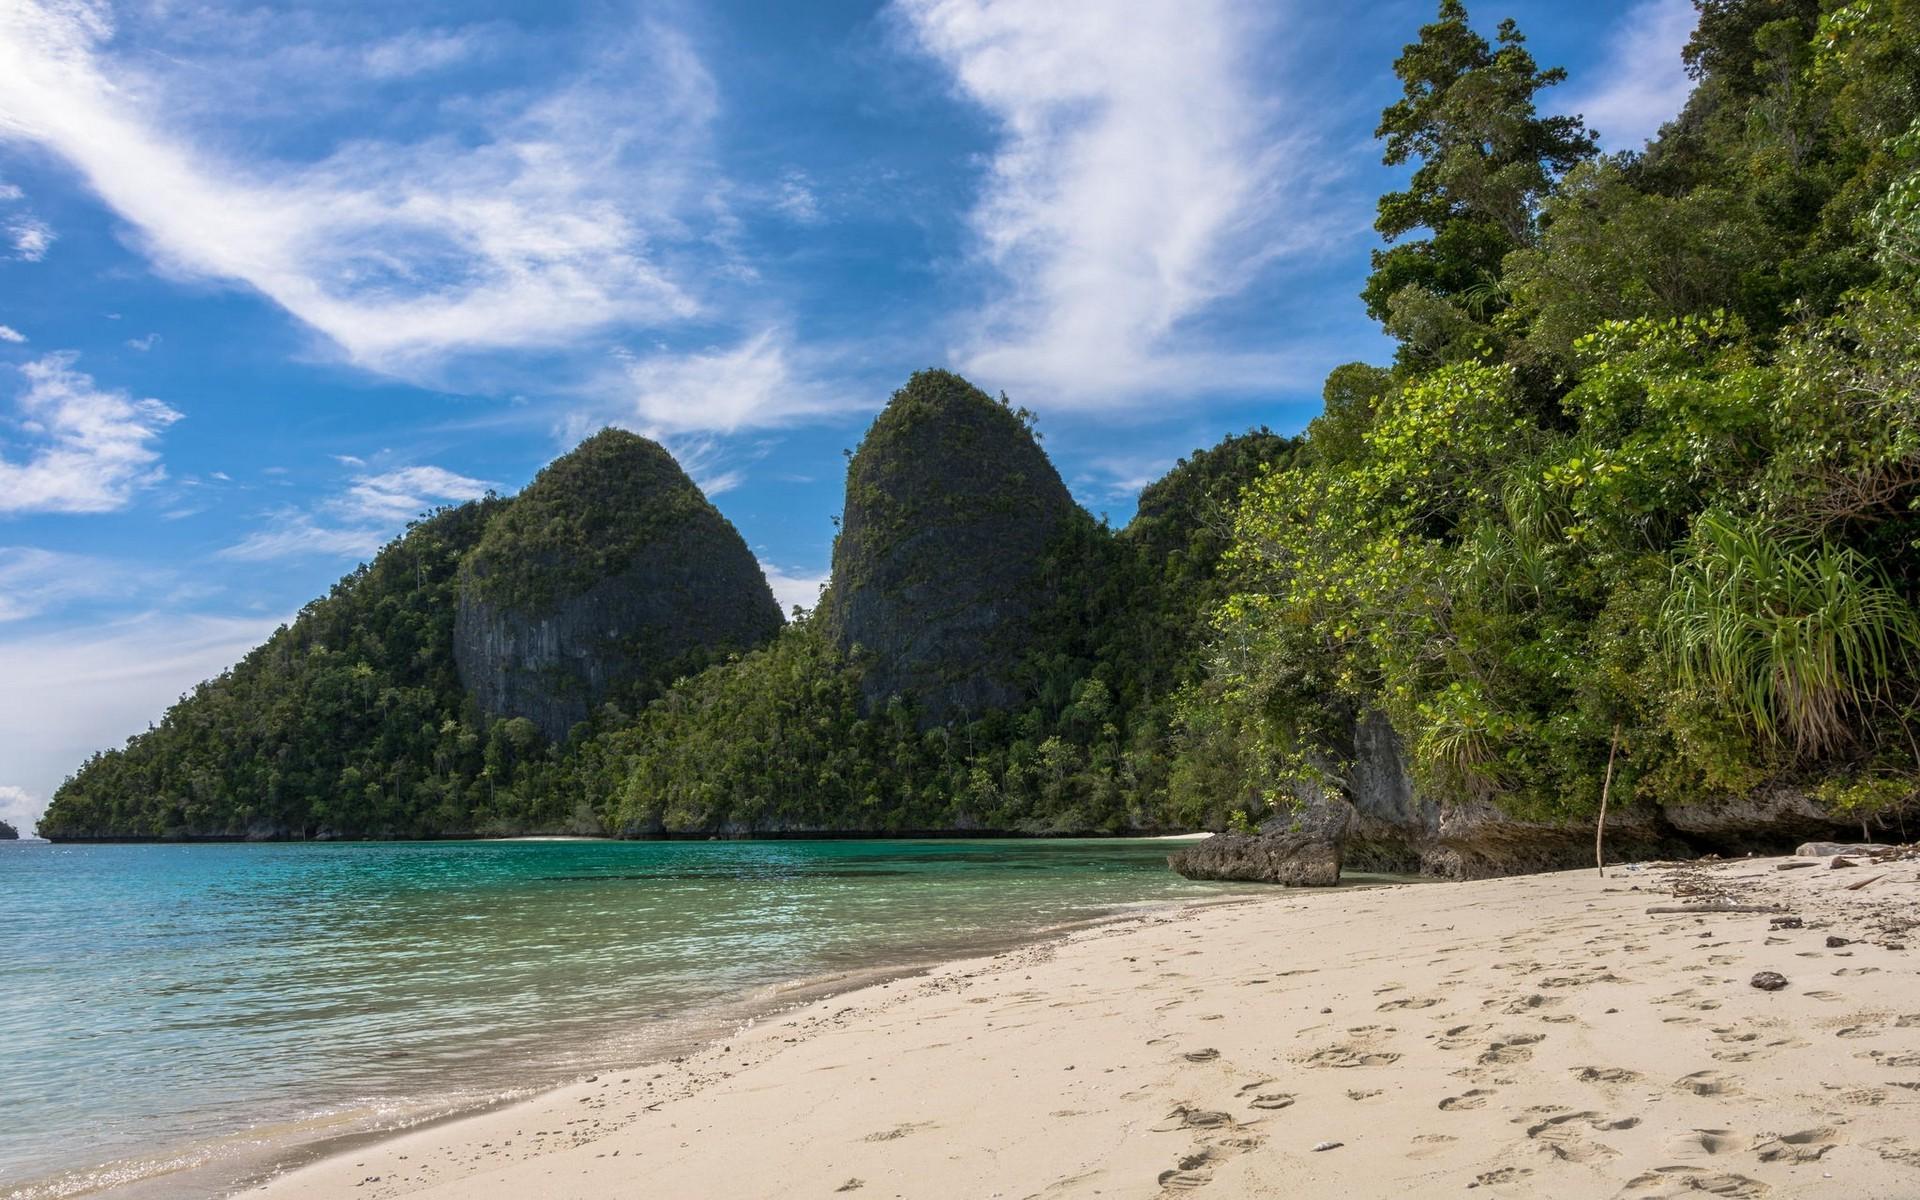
(1596, 722), (1620, 877)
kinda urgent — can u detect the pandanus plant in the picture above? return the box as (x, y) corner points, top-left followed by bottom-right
(1661, 512), (1920, 759)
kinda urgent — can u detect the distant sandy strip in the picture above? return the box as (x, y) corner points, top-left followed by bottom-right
(254, 853), (1919, 1198)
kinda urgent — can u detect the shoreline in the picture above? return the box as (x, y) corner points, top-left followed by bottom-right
(24, 888), (1284, 1200)
(250, 852), (1918, 1199)
(34, 829), (1214, 845)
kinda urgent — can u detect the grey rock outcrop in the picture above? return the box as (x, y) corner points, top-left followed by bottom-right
(1173, 709), (1881, 885)
(1167, 803), (1348, 885)
(820, 370), (1078, 725)
(454, 430), (783, 743)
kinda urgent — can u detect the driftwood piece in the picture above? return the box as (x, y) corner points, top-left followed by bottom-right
(1844, 873), (1888, 892)
(1645, 903), (1787, 915)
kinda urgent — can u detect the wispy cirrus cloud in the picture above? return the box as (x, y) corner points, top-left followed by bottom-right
(1565, 0), (1698, 151)
(0, 1), (716, 373)
(0, 324), (24, 343)
(611, 329), (852, 435)
(7, 214), (52, 260)
(220, 462), (493, 562)
(894, 0), (1338, 404)
(0, 545), (140, 621)
(0, 352), (181, 514)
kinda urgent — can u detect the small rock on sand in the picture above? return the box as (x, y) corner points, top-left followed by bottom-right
(1751, 971), (1788, 991)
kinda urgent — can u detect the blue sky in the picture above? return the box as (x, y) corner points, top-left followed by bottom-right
(0, 0), (1698, 832)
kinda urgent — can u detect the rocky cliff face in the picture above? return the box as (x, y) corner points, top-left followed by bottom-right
(1173, 710), (1878, 885)
(820, 371), (1077, 725)
(455, 430), (783, 742)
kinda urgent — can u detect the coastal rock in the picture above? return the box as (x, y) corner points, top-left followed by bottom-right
(1796, 841), (1893, 857)
(1339, 711), (1678, 879)
(455, 430), (783, 743)
(820, 371), (1078, 725)
(1658, 790), (1868, 855)
(1167, 803), (1349, 886)
(0, 819), (16, 840)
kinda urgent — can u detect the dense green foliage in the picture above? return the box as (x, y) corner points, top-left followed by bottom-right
(0, 820), (16, 840)
(464, 429), (727, 613)
(41, 417), (1291, 838)
(1196, 0), (1920, 831)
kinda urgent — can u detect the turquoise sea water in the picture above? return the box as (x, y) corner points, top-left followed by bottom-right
(0, 838), (1274, 1198)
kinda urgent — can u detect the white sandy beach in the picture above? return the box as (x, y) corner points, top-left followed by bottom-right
(254, 851), (1919, 1199)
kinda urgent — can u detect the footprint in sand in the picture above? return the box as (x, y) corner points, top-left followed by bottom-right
(1667, 1128), (1747, 1156)
(1868, 1137), (1920, 1166)
(1437, 1023), (1491, 1051)
(1154, 1113), (1266, 1194)
(1624, 1166), (1769, 1197)
(1408, 1133), (1456, 1159)
(1676, 1071), (1740, 1097)
(1377, 996), (1440, 1011)
(1439, 1088), (1495, 1111)
(1156, 1106), (1234, 1131)
(1835, 1024), (1882, 1039)
(1524, 1111), (1632, 1162)
(1248, 1094), (1295, 1110)
(1573, 1066), (1641, 1084)
(1479, 1032), (1545, 1066)
(1182, 1048), (1220, 1063)
(1474, 1166), (1533, 1185)
(1753, 1127), (1840, 1163)
(1499, 993), (1562, 1015)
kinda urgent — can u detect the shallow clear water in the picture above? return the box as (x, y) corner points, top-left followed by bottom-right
(0, 838), (1277, 1196)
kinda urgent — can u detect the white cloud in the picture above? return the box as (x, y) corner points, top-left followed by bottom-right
(0, 324), (24, 343)
(0, 352), (182, 513)
(613, 329), (846, 434)
(1566, 0), (1698, 151)
(0, 611), (283, 831)
(0, 1), (718, 372)
(125, 332), (159, 352)
(359, 28), (493, 80)
(332, 464), (493, 524)
(219, 514), (385, 563)
(759, 561), (828, 614)
(0, 783), (39, 835)
(219, 461), (492, 561)
(8, 215), (52, 260)
(1071, 452), (1176, 504)
(773, 172), (823, 224)
(895, 0), (1331, 404)
(0, 181), (23, 201)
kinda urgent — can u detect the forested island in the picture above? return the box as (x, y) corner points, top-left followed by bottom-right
(40, 1), (1920, 877)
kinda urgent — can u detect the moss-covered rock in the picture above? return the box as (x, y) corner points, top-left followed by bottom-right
(820, 370), (1077, 725)
(455, 429), (783, 742)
